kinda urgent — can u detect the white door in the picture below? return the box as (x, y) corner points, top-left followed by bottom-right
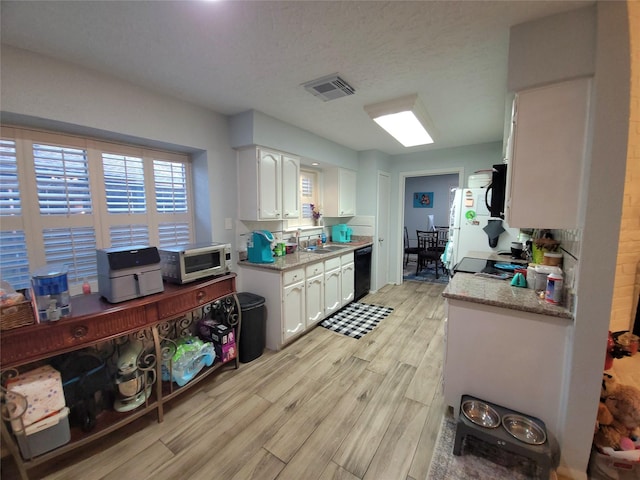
(305, 274), (324, 326)
(375, 171), (390, 290)
(283, 280), (305, 340)
(258, 149), (281, 219)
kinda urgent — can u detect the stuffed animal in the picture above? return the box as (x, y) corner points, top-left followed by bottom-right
(594, 401), (628, 450)
(601, 373), (640, 431)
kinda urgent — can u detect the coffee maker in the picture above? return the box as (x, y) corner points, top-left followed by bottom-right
(247, 230), (275, 263)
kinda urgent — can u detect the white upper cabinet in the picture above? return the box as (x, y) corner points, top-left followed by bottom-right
(238, 147), (300, 221)
(324, 167), (356, 217)
(281, 154), (300, 219)
(505, 77), (591, 229)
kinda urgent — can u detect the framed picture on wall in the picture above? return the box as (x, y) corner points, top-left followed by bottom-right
(413, 192), (433, 208)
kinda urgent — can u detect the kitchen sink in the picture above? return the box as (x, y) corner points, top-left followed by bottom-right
(308, 245), (347, 254)
(320, 245), (347, 251)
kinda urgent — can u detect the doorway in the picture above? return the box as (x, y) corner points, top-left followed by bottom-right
(375, 171), (390, 291)
(397, 168), (463, 284)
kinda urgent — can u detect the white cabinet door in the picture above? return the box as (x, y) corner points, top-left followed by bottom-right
(324, 167), (357, 217)
(341, 262), (355, 306)
(258, 149), (281, 220)
(338, 168), (357, 217)
(506, 78), (590, 229)
(324, 268), (341, 316)
(283, 280), (305, 341)
(305, 274), (324, 327)
(237, 147), (300, 221)
(281, 154), (300, 220)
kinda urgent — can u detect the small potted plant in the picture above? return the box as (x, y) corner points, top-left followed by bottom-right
(310, 204), (322, 226)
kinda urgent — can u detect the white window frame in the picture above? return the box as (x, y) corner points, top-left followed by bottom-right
(296, 168), (320, 228)
(0, 126), (194, 294)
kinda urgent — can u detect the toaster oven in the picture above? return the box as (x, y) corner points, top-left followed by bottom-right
(159, 242), (231, 284)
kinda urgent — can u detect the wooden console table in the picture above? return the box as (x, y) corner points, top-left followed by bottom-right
(1, 273), (240, 480)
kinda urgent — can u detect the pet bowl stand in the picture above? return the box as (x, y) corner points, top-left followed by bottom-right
(453, 394), (558, 480)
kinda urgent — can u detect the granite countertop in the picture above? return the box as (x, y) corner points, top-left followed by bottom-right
(443, 272), (573, 320)
(238, 239), (373, 272)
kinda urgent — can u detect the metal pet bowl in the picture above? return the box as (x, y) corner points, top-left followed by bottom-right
(502, 414), (547, 445)
(461, 400), (501, 429)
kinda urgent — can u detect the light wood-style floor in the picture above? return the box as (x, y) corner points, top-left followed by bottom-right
(3, 281), (448, 480)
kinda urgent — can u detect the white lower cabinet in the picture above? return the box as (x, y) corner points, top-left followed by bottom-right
(239, 252), (356, 350)
(305, 262), (324, 327)
(340, 253), (354, 306)
(324, 257), (342, 316)
(283, 279), (305, 341)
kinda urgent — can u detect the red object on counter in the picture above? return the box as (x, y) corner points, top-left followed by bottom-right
(604, 331), (615, 370)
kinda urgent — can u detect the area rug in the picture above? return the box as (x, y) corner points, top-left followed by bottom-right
(403, 260), (449, 285)
(427, 415), (558, 480)
(320, 302), (393, 339)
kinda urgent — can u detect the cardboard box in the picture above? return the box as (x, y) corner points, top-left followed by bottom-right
(215, 341), (237, 364)
(15, 407), (70, 459)
(589, 448), (640, 480)
(6, 365), (65, 432)
(211, 324), (235, 346)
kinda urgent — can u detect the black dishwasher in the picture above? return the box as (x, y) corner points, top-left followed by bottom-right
(354, 246), (372, 301)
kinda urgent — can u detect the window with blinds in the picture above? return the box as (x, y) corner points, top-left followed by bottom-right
(299, 169), (318, 226)
(0, 127), (193, 293)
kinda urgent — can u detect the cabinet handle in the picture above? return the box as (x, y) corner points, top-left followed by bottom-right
(72, 325), (88, 339)
(196, 290), (206, 303)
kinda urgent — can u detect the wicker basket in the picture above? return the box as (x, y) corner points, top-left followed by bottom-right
(1, 300), (36, 330)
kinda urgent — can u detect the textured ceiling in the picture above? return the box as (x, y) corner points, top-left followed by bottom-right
(0, 1), (591, 156)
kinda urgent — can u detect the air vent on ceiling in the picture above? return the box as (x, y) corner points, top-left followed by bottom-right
(302, 74), (355, 101)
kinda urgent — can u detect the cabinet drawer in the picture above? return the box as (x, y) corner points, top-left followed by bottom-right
(1, 306), (150, 367)
(157, 280), (235, 320)
(340, 253), (354, 265)
(283, 268), (305, 286)
(305, 262), (324, 277)
(324, 257), (341, 271)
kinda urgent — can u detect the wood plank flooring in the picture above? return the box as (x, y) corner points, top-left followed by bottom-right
(3, 281), (448, 480)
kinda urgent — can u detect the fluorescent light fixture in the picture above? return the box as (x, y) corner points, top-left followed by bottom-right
(364, 94), (435, 147)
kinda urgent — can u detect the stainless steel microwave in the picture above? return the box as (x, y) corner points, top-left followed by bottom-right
(159, 242), (231, 284)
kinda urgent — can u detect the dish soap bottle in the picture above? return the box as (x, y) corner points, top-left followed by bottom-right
(321, 231), (327, 245)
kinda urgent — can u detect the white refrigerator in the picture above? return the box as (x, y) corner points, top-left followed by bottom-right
(444, 188), (520, 270)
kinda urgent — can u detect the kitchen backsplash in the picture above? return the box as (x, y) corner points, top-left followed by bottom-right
(236, 215), (376, 256)
(552, 228), (581, 313)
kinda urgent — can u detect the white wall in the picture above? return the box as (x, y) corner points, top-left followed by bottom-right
(229, 109), (359, 170)
(506, 3), (630, 477)
(0, 45), (237, 249)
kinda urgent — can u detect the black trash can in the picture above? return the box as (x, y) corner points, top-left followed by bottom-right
(238, 292), (266, 363)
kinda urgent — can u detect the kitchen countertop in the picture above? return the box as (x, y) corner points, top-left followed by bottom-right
(238, 239), (373, 272)
(443, 271), (573, 320)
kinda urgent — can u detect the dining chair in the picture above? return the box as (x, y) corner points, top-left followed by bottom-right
(435, 226), (449, 253)
(404, 226), (422, 266)
(416, 230), (443, 278)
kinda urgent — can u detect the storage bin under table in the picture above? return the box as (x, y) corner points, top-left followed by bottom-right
(14, 407), (70, 459)
(453, 395), (559, 479)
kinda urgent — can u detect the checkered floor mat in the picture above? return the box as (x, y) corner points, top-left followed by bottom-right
(320, 302), (394, 339)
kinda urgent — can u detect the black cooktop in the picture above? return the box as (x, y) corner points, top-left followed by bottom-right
(453, 257), (522, 275)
